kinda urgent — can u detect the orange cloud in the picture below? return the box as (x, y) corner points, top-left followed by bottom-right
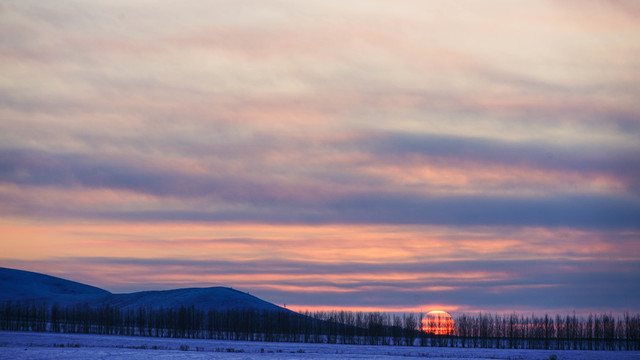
(2, 219), (637, 265)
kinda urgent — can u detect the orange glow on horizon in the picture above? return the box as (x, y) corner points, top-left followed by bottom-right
(290, 304), (462, 314)
(2, 218), (638, 316)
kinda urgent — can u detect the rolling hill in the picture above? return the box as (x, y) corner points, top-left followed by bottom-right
(101, 287), (285, 312)
(0, 267), (109, 307)
(0, 267), (287, 313)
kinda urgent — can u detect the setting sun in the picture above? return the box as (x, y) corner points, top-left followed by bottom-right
(421, 310), (454, 335)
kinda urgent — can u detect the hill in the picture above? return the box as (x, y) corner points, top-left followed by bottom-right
(103, 287), (285, 312)
(0, 267), (110, 307)
(0, 267), (287, 313)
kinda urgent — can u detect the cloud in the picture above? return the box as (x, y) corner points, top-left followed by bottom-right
(2, 0), (640, 314)
(364, 132), (640, 179)
(327, 193), (640, 229)
(1, 216), (638, 313)
(5, 256), (638, 314)
(2, 143), (639, 228)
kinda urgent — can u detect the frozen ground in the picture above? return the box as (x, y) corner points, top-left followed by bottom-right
(1, 331), (639, 360)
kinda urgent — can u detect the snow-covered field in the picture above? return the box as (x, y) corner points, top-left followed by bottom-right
(1, 331), (638, 360)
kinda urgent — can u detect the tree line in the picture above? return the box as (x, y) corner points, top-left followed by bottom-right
(453, 312), (640, 351)
(1, 301), (638, 351)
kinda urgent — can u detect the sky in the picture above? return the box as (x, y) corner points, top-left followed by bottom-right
(1, 0), (639, 316)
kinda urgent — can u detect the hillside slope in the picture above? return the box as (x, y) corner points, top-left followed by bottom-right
(105, 287), (285, 312)
(0, 267), (286, 312)
(0, 267), (110, 307)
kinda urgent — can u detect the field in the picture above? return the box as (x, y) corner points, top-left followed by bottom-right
(1, 331), (639, 360)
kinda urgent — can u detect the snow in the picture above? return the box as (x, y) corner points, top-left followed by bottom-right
(2, 331), (639, 360)
(0, 267), (285, 312)
(0, 267), (109, 307)
(103, 287), (284, 312)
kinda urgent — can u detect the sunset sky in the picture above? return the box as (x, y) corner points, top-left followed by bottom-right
(1, 1), (639, 315)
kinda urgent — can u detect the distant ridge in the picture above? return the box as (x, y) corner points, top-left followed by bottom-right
(0, 267), (288, 313)
(0, 267), (109, 306)
(101, 287), (287, 312)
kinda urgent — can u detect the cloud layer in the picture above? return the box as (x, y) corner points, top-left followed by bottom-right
(1, 0), (639, 314)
